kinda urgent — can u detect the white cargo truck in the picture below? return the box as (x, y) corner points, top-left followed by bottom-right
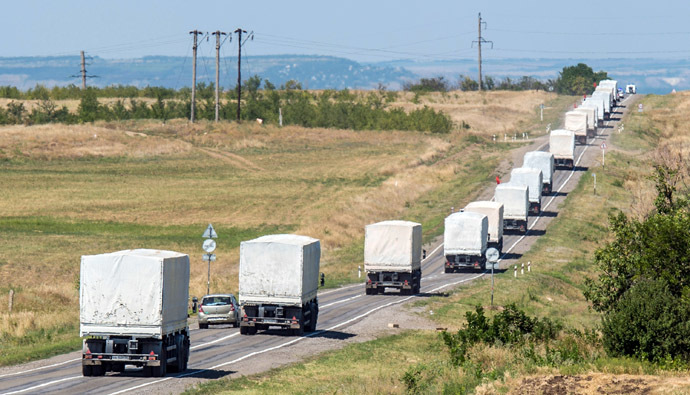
(239, 234), (320, 336)
(80, 249), (190, 377)
(364, 220), (422, 295)
(510, 167), (543, 215)
(464, 201), (504, 253)
(583, 97), (605, 126)
(574, 106), (597, 138)
(599, 80), (619, 102)
(594, 88), (614, 115)
(444, 212), (488, 272)
(550, 129), (575, 169)
(564, 110), (588, 145)
(523, 151), (554, 194)
(494, 183), (529, 234)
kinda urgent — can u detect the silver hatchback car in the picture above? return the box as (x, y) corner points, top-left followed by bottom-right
(198, 294), (240, 329)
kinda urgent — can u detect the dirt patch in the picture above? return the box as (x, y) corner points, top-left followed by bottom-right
(508, 373), (690, 395)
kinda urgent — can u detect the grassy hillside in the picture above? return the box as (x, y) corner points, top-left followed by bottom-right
(0, 91), (573, 366)
(183, 93), (690, 393)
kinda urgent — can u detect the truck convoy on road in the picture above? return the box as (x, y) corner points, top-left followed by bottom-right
(364, 220), (422, 295)
(523, 151), (554, 195)
(239, 234), (320, 336)
(510, 167), (543, 215)
(550, 129), (576, 169)
(464, 201), (504, 253)
(80, 249), (191, 377)
(494, 183), (529, 234)
(444, 211), (488, 272)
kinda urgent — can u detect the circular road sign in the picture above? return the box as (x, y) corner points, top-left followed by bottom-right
(202, 238), (217, 253)
(486, 248), (500, 263)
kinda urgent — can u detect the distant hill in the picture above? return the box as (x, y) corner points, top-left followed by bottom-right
(0, 54), (685, 94)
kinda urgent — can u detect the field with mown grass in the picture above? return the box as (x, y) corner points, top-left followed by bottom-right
(183, 93), (690, 394)
(0, 91), (574, 366)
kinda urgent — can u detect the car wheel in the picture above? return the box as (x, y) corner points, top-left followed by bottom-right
(199, 322), (208, 329)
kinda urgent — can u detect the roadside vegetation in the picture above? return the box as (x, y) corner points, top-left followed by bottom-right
(183, 93), (690, 394)
(0, 90), (566, 366)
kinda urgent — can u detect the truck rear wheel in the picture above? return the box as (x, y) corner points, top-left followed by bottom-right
(82, 364), (93, 377)
(444, 267), (453, 274)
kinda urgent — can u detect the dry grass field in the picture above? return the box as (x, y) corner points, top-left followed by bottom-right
(0, 90), (568, 364)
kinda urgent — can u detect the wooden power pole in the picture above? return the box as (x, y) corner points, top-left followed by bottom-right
(189, 30), (202, 123)
(80, 51), (87, 89)
(234, 28), (247, 121)
(472, 13), (492, 91)
(212, 31), (227, 122)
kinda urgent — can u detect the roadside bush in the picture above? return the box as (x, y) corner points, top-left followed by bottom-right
(441, 304), (561, 365)
(602, 279), (690, 363)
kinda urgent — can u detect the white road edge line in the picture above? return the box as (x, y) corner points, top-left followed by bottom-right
(1, 375), (81, 395)
(0, 358), (80, 379)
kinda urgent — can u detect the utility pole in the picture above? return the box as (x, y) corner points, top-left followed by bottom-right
(234, 28), (252, 122)
(189, 30), (202, 123)
(212, 31), (228, 122)
(80, 51), (86, 89)
(472, 13), (493, 91)
(71, 51), (97, 89)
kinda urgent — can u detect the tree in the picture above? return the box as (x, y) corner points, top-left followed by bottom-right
(555, 63), (608, 95)
(77, 88), (101, 123)
(584, 163), (690, 362)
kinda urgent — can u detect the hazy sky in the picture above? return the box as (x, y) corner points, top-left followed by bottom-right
(3, 0), (690, 62)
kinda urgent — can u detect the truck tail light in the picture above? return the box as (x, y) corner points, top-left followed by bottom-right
(243, 314), (248, 322)
(404, 280), (408, 285)
(84, 348), (92, 359)
(148, 351), (156, 361)
(292, 316), (298, 324)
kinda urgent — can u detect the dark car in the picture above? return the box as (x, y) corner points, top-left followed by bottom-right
(198, 294), (240, 329)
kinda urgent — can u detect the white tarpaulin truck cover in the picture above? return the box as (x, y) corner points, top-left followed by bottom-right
(239, 234), (320, 306)
(364, 220), (422, 273)
(510, 167), (543, 204)
(593, 89), (613, 112)
(564, 111), (587, 137)
(494, 183), (529, 221)
(464, 201), (504, 243)
(444, 212), (488, 256)
(581, 100), (601, 122)
(599, 80), (618, 98)
(574, 106), (596, 131)
(584, 98), (604, 121)
(549, 129), (575, 160)
(80, 249), (190, 338)
(523, 151), (554, 185)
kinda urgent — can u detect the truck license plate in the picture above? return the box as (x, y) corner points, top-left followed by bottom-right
(113, 355), (129, 360)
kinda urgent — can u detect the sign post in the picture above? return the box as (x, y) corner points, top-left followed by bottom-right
(202, 224), (218, 295)
(486, 248), (500, 306)
(600, 142), (607, 168)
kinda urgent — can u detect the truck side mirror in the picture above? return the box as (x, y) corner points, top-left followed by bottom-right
(422, 249), (427, 259)
(320, 273), (325, 287)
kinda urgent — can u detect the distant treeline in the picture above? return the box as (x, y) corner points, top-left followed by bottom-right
(403, 63), (609, 96)
(0, 77), (453, 133)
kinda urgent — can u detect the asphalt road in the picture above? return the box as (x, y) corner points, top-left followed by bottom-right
(0, 94), (636, 395)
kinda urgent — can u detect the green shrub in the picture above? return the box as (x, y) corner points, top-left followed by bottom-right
(601, 279), (690, 363)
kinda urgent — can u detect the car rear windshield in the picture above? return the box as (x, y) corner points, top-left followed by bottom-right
(202, 296), (232, 306)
